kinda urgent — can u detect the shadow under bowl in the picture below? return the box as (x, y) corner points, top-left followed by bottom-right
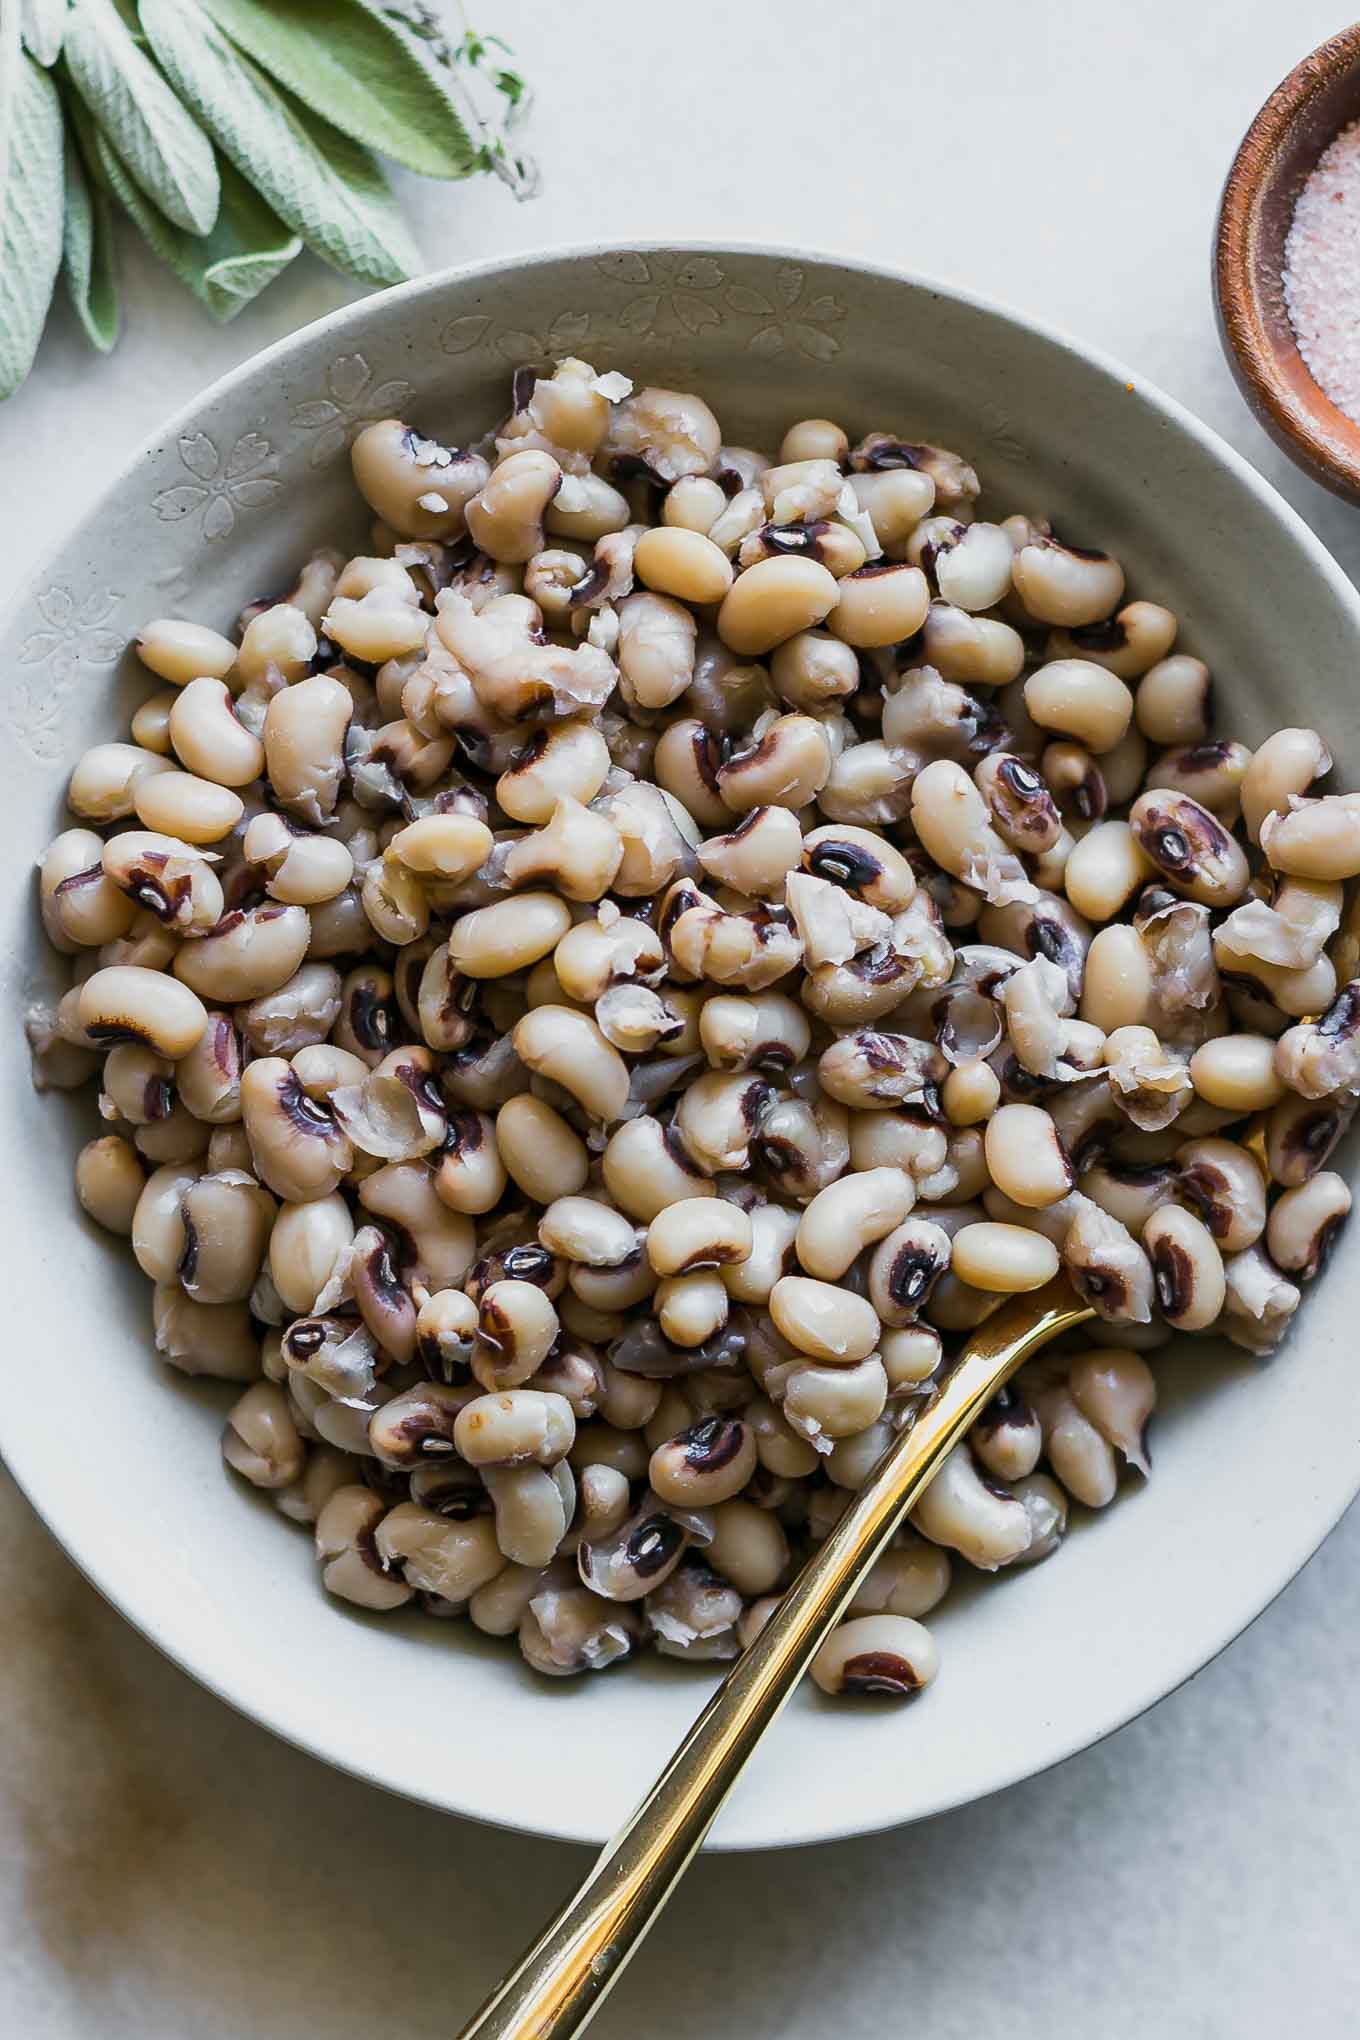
(1215, 22), (1360, 502)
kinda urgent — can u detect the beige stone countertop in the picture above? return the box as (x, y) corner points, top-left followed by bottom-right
(4, 2), (1359, 2032)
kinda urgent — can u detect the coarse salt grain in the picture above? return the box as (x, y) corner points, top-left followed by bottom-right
(1283, 118), (1360, 423)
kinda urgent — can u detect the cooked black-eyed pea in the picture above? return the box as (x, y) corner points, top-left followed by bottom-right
(313, 1487), (414, 1611)
(40, 829), (133, 952)
(1154, 739), (1252, 821)
(454, 1387), (576, 1468)
(1188, 1033), (1285, 1111)
(1063, 821), (1155, 923)
(697, 991), (809, 1078)
(983, 1104), (1073, 1208)
(1080, 924), (1154, 1033)
(921, 601), (1025, 687)
(973, 752), (1062, 854)
(768, 628), (860, 712)
(1260, 793), (1360, 883)
(351, 420), (489, 539)
(825, 1414), (896, 1490)
(240, 814), (350, 910)
(464, 447), (562, 562)
(769, 1275), (880, 1361)
(512, 1005), (630, 1124)
(600, 1115), (711, 1223)
(75, 1133), (145, 1233)
(413, 1289), (478, 1384)
(652, 1264), (729, 1346)
(910, 1441), (1032, 1569)
(171, 904), (310, 1004)
(259, 677), (352, 827)
(970, 1384), (1043, 1482)
(1023, 659), (1133, 755)
(267, 1191), (353, 1314)
(483, 1462), (575, 1567)
(448, 894), (573, 978)
(696, 805), (803, 899)
(811, 1614), (939, 1700)
(592, 1358), (663, 1432)
(491, 1094), (587, 1206)
(661, 473), (728, 533)
(1047, 599), (1177, 679)
(601, 382), (721, 483)
(1080, 1157), (1178, 1237)
(1130, 652), (1211, 749)
(535, 1194), (634, 1270)
(817, 1031), (946, 1112)
(794, 1167), (916, 1282)
(1266, 1172), (1351, 1280)
(1027, 1377), (1119, 1507)
(825, 562), (930, 648)
(1142, 1204), (1226, 1330)
(130, 1160), (197, 1281)
(176, 1169), (275, 1304)
(941, 1060), (1001, 1127)
(719, 1201), (799, 1307)
(566, 1417), (650, 1482)
(1240, 726), (1332, 844)
(908, 759), (1033, 903)
(78, 965), (208, 1059)
(1061, 1197), (1156, 1323)
(1129, 786), (1249, 907)
(101, 830), (224, 935)
(643, 1559), (743, 1661)
(780, 1355), (889, 1451)
(744, 1391), (819, 1478)
(646, 1198), (753, 1277)
(848, 1111), (948, 1180)
(715, 555), (840, 657)
(950, 1222), (1060, 1293)
(236, 602), (316, 690)
(98, 1040), (175, 1125)
(497, 720), (611, 826)
(152, 1283), (259, 1381)
(847, 1541), (952, 1623)
(239, 1056), (351, 1202)
(518, 1582), (643, 1676)
(274, 1442), (360, 1528)
(1010, 536), (1124, 627)
(715, 712), (832, 815)
(565, 1238), (655, 1312)
(167, 677), (265, 789)
(1172, 1136), (1267, 1252)
(1041, 740), (1108, 826)
(697, 1498), (785, 1596)
(632, 525), (734, 607)
(236, 962), (344, 1061)
(221, 1381), (305, 1490)
(132, 770), (244, 847)
(328, 1044), (447, 1163)
(504, 796), (623, 903)
(469, 1280), (560, 1392)
(375, 1503), (505, 1604)
(1265, 1090), (1356, 1187)
(880, 1324), (944, 1393)
(425, 1106), (503, 1216)
(68, 742), (177, 825)
(577, 1497), (697, 1602)
(132, 1097), (211, 1167)
(1067, 1348), (1156, 1475)
(135, 616), (238, 687)
(649, 1416), (757, 1507)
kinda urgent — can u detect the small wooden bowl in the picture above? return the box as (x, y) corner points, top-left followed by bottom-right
(1215, 23), (1360, 503)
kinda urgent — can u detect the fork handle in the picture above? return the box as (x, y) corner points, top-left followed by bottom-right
(455, 1279), (1091, 2040)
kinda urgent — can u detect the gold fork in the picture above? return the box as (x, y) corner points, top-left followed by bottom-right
(456, 1275), (1094, 2040)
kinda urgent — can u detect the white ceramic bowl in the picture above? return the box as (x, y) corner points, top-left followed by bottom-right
(4, 244), (1358, 1852)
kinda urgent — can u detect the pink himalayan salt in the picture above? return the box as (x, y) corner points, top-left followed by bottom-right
(1284, 118), (1360, 424)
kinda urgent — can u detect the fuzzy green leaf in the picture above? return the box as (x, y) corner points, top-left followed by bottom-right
(0, 34), (66, 399)
(64, 0), (220, 234)
(93, 128), (300, 321)
(139, 0), (419, 286)
(20, 0), (70, 66)
(196, 0), (474, 179)
(61, 123), (120, 351)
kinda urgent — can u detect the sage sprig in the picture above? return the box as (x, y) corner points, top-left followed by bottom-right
(1, 0), (536, 401)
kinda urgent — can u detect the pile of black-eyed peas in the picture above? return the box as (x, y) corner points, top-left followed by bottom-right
(30, 357), (1358, 1699)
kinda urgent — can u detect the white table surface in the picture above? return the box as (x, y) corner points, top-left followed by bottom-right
(5, 2), (1360, 2032)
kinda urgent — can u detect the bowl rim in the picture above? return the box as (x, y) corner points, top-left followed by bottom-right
(7, 236), (1360, 1850)
(1214, 21), (1360, 502)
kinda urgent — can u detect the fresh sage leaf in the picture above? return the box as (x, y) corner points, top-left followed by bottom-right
(93, 129), (300, 322)
(61, 121), (119, 351)
(63, 0), (220, 235)
(196, 0), (475, 180)
(0, 36), (66, 399)
(20, 0), (70, 67)
(140, 0), (419, 287)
